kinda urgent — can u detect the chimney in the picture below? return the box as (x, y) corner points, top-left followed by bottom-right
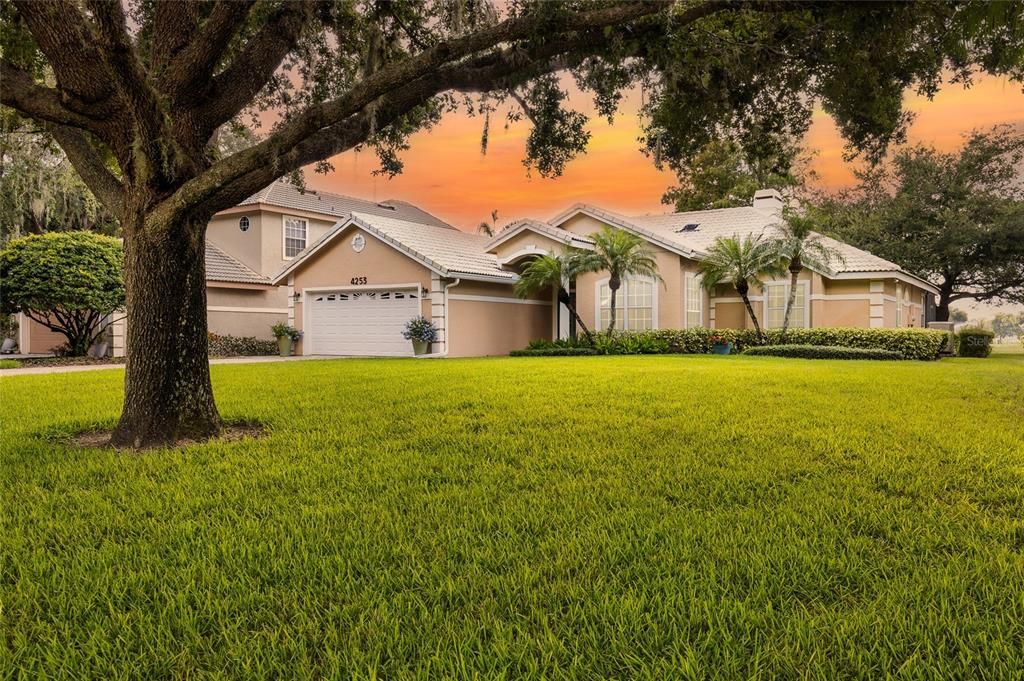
(752, 188), (784, 212)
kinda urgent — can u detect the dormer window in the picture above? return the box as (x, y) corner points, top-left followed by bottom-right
(239, 216), (250, 232)
(676, 222), (699, 232)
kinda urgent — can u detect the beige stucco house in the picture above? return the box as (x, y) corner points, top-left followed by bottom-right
(15, 184), (939, 357)
(271, 188), (938, 357)
(16, 181), (454, 354)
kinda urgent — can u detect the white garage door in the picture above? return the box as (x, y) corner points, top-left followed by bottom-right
(308, 288), (421, 356)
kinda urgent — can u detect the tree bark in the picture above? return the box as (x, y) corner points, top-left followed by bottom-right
(110, 211), (220, 447)
(779, 262), (801, 343)
(737, 280), (764, 344)
(607, 277), (620, 335)
(557, 287), (593, 345)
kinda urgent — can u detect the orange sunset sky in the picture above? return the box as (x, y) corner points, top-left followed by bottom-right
(303, 74), (1023, 315)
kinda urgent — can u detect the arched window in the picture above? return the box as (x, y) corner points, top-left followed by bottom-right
(238, 216), (250, 232)
(597, 277), (654, 331)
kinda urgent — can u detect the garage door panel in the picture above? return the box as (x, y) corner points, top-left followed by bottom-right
(308, 289), (421, 356)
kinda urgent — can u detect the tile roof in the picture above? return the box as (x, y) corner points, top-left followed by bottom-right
(205, 242), (270, 284)
(624, 206), (902, 274)
(273, 213), (515, 284)
(240, 181), (454, 228)
(487, 218), (595, 250)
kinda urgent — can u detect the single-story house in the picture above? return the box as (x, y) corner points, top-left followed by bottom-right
(271, 189), (939, 357)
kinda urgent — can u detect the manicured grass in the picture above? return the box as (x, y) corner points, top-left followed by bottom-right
(2, 354), (1023, 678)
(0, 359), (21, 370)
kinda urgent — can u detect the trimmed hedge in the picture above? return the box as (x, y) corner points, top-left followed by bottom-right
(519, 327), (947, 360)
(510, 347), (599, 357)
(208, 332), (277, 357)
(957, 327), (994, 358)
(744, 344), (904, 360)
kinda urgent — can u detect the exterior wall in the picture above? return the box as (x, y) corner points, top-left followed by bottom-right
(206, 286), (286, 339)
(207, 212), (264, 273)
(556, 213), (607, 238)
(489, 230), (567, 262)
(447, 280), (551, 357)
(288, 226), (433, 355)
(16, 314), (67, 354)
(209, 205), (341, 278)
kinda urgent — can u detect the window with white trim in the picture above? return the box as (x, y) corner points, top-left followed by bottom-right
(284, 217), (307, 258)
(685, 273), (703, 328)
(764, 282), (808, 328)
(598, 278), (653, 331)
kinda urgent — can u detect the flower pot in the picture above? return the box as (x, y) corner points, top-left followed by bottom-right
(412, 340), (430, 356)
(277, 336), (292, 357)
(711, 341), (733, 355)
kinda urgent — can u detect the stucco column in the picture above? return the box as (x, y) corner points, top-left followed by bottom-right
(430, 274), (447, 354)
(869, 280), (885, 328)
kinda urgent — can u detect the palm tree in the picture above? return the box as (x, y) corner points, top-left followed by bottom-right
(772, 208), (846, 342)
(514, 252), (594, 344)
(573, 226), (663, 335)
(478, 209), (499, 236)
(698, 234), (784, 343)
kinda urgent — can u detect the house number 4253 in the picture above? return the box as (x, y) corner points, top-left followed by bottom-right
(350, 276), (367, 285)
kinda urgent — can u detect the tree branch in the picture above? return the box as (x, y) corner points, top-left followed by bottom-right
(11, 0), (114, 105)
(84, 0), (167, 152)
(0, 60), (108, 132)
(150, 0), (203, 73)
(47, 125), (125, 212)
(159, 1), (691, 223)
(159, 0), (258, 102)
(189, 1), (314, 137)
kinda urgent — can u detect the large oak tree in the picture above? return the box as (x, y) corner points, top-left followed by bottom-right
(817, 126), (1024, 321)
(1, 0), (1021, 446)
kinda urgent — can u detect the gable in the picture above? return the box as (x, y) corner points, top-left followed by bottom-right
(284, 223), (432, 290)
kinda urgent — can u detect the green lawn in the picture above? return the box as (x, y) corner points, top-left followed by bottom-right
(2, 354), (1023, 679)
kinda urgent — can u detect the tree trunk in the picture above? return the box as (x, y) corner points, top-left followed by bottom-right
(557, 287), (593, 345)
(110, 212), (221, 447)
(607, 276), (620, 336)
(934, 277), (956, 322)
(736, 280), (764, 344)
(779, 263), (801, 343)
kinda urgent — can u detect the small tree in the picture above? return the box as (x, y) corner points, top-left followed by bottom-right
(772, 208), (845, 342)
(573, 227), (662, 335)
(0, 232), (124, 355)
(991, 313), (1023, 342)
(698, 235), (785, 344)
(478, 209), (499, 237)
(514, 252), (593, 344)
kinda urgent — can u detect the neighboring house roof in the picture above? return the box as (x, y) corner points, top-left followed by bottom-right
(239, 181), (454, 228)
(272, 213), (516, 285)
(205, 242), (271, 285)
(486, 218), (595, 251)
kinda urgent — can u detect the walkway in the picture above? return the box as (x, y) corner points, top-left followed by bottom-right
(0, 354), (345, 377)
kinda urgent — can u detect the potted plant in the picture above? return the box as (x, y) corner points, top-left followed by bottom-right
(402, 315), (438, 355)
(271, 323), (301, 357)
(709, 334), (733, 355)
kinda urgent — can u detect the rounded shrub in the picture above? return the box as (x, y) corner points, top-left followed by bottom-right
(956, 327), (994, 358)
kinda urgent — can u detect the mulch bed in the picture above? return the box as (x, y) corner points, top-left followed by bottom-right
(20, 356), (127, 367)
(71, 422), (267, 450)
